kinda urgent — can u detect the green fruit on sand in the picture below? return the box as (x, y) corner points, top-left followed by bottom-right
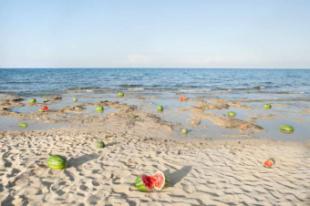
(18, 122), (28, 128)
(280, 125), (294, 134)
(96, 140), (105, 148)
(47, 155), (67, 170)
(135, 171), (165, 192)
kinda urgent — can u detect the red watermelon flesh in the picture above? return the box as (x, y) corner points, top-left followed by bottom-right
(141, 171), (165, 191)
(142, 175), (157, 189)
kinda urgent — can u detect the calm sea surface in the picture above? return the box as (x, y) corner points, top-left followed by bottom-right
(0, 69), (310, 99)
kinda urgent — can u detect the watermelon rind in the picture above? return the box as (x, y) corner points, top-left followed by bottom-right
(153, 171), (165, 191)
(135, 176), (148, 192)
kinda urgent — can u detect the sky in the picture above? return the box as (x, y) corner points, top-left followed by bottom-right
(0, 0), (310, 68)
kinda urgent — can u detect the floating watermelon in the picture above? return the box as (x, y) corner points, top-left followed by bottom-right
(227, 111), (236, 118)
(96, 106), (104, 112)
(280, 124), (294, 134)
(117, 91), (125, 97)
(181, 128), (189, 135)
(264, 104), (272, 110)
(18, 122), (28, 128)
(135, 171), (165, 192)
(47, 155), (67, 170)
(157, 105), (164, 112)
(179, 96), (188, 102)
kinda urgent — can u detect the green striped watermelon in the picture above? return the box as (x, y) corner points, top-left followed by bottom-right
(47, 155), (67, 170)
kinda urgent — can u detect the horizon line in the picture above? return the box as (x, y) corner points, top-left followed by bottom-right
(1, 67), (310, 70)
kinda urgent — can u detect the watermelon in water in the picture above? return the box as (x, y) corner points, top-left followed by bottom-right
(135, 171), (165, 192)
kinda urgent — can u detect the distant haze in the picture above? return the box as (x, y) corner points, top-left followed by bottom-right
(0, 0), (310, 68)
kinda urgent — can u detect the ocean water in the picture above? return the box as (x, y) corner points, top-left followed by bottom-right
(0, 69), (310, 100)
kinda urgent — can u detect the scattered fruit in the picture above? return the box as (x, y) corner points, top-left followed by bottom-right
(181, 128), (189, 135)
(263, 158), (275, 168)
(280, 124), (294, 134)
(179, 96), (188, 102)
(39, 105), (49, 112)
(96, 140), (105, 148)
(18, 122), (28, 128)
(96, 106), (104, 112)
(135, 171), (165, 192)
(117, 91), (125, 97)
(227, 111), (236, 118)
(264, 104), (272, 110)
(157, 105), (164, 112)
(47, 155), (67, 170)
(28, 98), (37, 104)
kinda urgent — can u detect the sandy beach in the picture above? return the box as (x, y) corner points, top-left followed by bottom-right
(0, 93), (309, 205)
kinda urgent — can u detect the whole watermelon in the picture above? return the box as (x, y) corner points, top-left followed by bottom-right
(47, 155), (67, 170)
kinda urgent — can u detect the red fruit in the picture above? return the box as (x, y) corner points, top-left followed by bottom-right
(179, 96), (187, 102)
(41, 106), (49, 112)
(142, 175), (157, 189)
(263, 159), (275, 168)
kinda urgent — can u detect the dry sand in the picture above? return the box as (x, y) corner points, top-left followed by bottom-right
(0, 128), (309, 206)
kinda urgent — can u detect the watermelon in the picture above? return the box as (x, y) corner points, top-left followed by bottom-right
(135, 171), (165, 192)
(47, 155), (67, 170)
(18, 122), (28, 129)
(179, 96), (188, 102)
(264, 104), (272, 110)
(227, 111), (236, 118)
(40, 105), (49, 112)
(157, 105), (164, 112)
(96, 140), (105, 148)
(263, 158), (275, 168)
(117, 91), (125, 97)
(181, 128), (189, 135)
(28, 98), (37, 104)
(73, 97), (78, 102)
(96, 106), (104, 112)
(280, 124), (294, 134)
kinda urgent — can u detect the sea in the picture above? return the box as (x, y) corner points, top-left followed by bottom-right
(0, 69), (310, 101)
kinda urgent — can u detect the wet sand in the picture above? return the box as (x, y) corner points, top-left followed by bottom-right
(0, 93), (310, 205)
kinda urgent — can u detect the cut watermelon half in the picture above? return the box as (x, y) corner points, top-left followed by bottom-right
(135, 171), (165, 192)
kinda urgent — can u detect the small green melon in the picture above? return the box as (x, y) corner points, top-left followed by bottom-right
(47, 155), (67, 170)
(96, 140), (105, 148)
(18, 122), (28, 128)
(227, 111), (236, 118)
(264, 104), (272, 110)
(117, 92), (125, 97)
(280, 125), (294, 134)
(157, 105), (164, 112)
(96, 106), (104, 112)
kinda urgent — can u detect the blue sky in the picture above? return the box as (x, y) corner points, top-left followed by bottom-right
(0, 0), (309, 68)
